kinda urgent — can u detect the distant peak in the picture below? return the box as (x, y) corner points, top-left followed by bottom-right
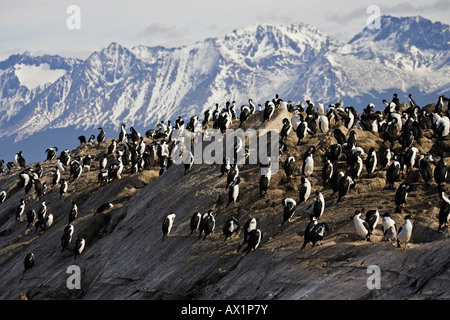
(349, 15), (450, 52)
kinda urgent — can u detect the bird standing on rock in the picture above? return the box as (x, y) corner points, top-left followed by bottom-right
(438, 191), (450, 233)
(397, 215), (413, 249)
(301, 215), (318, 250)
(23, 253), (35, 274)
(162, 213), (176, 241)
(302, 146), (315, 178)
(281, 198), (297, 225)
(73, 238), (85, 260)
(95, 202), (113, 215)
(434, 153), (447, 189)
(283, 156), (296, 180)
(381, 213), (397, 243)
(223, 217), (240, 241)
(97, 127), (105, 144)
(199, 210), (215, 240)
(353, 210), (371, 241)
(395, 183), (412, 213)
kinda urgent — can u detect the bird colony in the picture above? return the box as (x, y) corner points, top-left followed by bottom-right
(1, 93), (449, 298)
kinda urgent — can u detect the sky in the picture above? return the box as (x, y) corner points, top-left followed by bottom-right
(0, 0), (449, 60)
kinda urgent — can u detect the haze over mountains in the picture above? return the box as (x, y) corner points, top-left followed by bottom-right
(0, 15), (449, 164)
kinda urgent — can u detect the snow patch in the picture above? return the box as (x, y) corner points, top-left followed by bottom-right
(14, 63), (66, 90)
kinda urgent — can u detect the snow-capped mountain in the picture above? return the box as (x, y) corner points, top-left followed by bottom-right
(0, 15), (448, 163)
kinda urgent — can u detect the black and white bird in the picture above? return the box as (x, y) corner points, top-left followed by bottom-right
(61, 224), (74, 252)
(118, 123), (126, 142)
(70, 159), (83, 181)
(298, 176), (312, 203)
(15, 198), (26, 221)
(262, 101), (275, 123)
(333, 128), (347, 145)
(34, 213), (53, 232)
(100, 153), (108, 171)
(337, 175), (354, 203)
(435, 114), (450, 140)
(280, 118), (292, 140)
(37, 200), (47, 220)
(301, 215), (318, 250)
(364, 209), (380, 233)
(317, 114), (329, 134)
(184, 151), (194, 176)
(325, 143), (342, 164)
(353, 210), (371, 241)
(226, 176), (240, 207)
(434, 153), (447, 189)
(296, 116), (313, 145)
(246, 229), (262, 253)
(223, 217), (240, 241)
(26, 209), (37, 228)
(226, 163), (239, 189)
(162, 212), (176, 241)
(259, 162), (272, 195)
(281, 198), (297, 225)
(309, 221), (329, 247)
(404, 147), (419, 173)
(242, 218), (257, 245)
(78, 136), (87, 146)
(190, 212), (202, 235)
(23, 173), (34, 197)
(73, 238), (86, 260)
(309, 191), (325, 219)
(302, 146), (316, 178)
(56, 159), (65, 173)
(379, 147), (392, 169)
(199, 210), (215, 240)
(45, 147), (58, 161)
(283, 156), (296, 180)
(350, 155), (363, 181)
(83, 155), (92, 172)
(60, 150), (71, 167)
(60, 179), (68, 199)
(418, 154), (433, 187)
(95, 202), (113, 215)
(344, 107), (355, 129)
(69, 201), (77, 224)
(15, 151), (26, 168)
(107, 139), (117, 155)
(397, 215), (413, 249)
(438, 191), (450, 233)
(395, 183), (412, 213)
(383, 118), (400, 146)
(386, 158), (401, 189)
(23, 253), (35, 274)
(322, 157), (334, 186)
(220, 157), (232, 176)
(381, 212), (397, 242)
(365, 147), (377, 177)
(97, 127), (105, 144)
(399, 130), (414, 151)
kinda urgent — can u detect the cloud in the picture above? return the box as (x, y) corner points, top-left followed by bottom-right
(328, 0), (450, 25)
(137, 23), (189, 45)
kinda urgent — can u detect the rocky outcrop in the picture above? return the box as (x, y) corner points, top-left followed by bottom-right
(0, 107), (449, 300)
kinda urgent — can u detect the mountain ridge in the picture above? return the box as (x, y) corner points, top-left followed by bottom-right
(0, 15), (449, 164)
